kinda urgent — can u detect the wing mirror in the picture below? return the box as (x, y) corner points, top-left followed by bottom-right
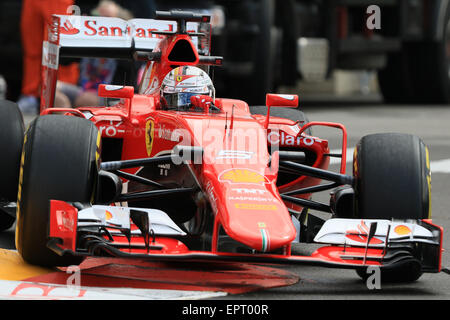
(264, 94), (298, 129)
(98, 84), (134, 100)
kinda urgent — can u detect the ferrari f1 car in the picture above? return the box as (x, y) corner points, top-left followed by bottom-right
(0, 11), (443, 283)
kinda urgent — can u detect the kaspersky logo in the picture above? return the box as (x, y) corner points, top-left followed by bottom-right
(60, 20), (80, 35)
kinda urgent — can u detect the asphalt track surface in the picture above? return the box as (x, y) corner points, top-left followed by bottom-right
(1, 100), (449, 303)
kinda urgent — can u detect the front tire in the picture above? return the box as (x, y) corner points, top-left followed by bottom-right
(353, 133), (431, 282)
(16, 115), (99, 267)
(353, 133), (430, 220)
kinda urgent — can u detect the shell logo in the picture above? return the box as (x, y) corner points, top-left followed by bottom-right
(219, 169), (268, 184)
(105, 210), (113, 221)
(394, 225), (412, 236)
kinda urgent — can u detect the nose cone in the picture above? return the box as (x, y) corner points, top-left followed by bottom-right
(219, 184), (297, 252)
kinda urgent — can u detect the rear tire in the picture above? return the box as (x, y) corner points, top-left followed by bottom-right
(16, 115), (99, 267)
(379, 6), (450, 104)
(353, 133), (431, 282)
(0, 100), (24, 231)
(216, 0), (277, 105)
(377, 50), (415, 104)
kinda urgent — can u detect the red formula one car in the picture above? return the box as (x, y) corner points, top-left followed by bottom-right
(0, 11), (443, 283)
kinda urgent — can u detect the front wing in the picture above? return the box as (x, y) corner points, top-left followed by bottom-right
(47, 200), (443, 273)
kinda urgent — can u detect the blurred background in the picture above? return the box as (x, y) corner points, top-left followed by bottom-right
(1, 0), (450, 107)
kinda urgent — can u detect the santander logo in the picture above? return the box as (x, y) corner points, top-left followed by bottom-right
(58, 17), (195, 39)
(60, 20), (80, 35)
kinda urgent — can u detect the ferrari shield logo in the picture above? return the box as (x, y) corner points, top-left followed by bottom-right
(145, 120), (155, 156)
(176, 75), (183, 82)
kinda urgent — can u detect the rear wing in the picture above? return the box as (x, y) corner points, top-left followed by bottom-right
(41, 13), (212, 110)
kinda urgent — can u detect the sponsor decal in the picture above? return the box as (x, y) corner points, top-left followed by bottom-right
(229, 196), (276, 202)
(158, 163), (171, 176)
(205, 181), (218, 213)
(216, 150), (253, 160)
(394, 225), (412, 236)
(59, 17), (193, 39)
(232, 188), (267, 195)
(268, 130), (315, 146)
(234, 203), (277, 211)
(105, 210), (113, 221)
(56, 210), (75, 233)
(42, 42), (60, 70)
(60, 20), (80, 35)
(145, 119), (155, 156)
(219, 169), (268, 185)
(345, 220), (383, 245)
(158, 125), (180, 142)
(98, 120), (125, 137)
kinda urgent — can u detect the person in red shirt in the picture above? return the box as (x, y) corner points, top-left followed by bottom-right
(18, 0), (80, 115)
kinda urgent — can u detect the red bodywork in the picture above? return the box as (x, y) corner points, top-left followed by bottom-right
(41, 14), (337, 254)
(42, 13), (442, 273)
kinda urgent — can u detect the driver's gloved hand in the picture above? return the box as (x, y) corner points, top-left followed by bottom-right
(190, 95), (222, 112)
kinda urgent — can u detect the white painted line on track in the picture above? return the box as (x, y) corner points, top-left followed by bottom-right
(430, 159), (450, 174)
(329, 148), (450, 174)
(0, 279), (227, 300)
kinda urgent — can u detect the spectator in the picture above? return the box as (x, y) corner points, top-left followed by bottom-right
(57, 0), (133, 107)
(17, 0), (80, 115)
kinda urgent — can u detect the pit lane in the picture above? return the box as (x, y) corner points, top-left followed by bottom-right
(1, 102), (450, 300)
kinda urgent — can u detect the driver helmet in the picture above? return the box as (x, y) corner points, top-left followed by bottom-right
(160, 66), (214, 109)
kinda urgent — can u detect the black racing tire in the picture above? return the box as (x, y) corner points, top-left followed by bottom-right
(216, 0), (278, 105)
(377, 50), (415, 104)
(379, 6), (450, 104)
(353, 133), (431, 220)
(16, 115), (99, 267)
(353, 133), (431, 282)
(0, 100), (24, 201)
(0, 100), (24, 231)
(249, 106), (313, 135)
(355, 260), (423, 284)
(0, 210), (15, 232)
(408, 5), (450, 103)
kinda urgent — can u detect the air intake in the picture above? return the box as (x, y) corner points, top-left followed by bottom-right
(167, 38), (198, 63)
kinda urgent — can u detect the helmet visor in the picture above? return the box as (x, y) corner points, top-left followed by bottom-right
(162, 92), (201, 109)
